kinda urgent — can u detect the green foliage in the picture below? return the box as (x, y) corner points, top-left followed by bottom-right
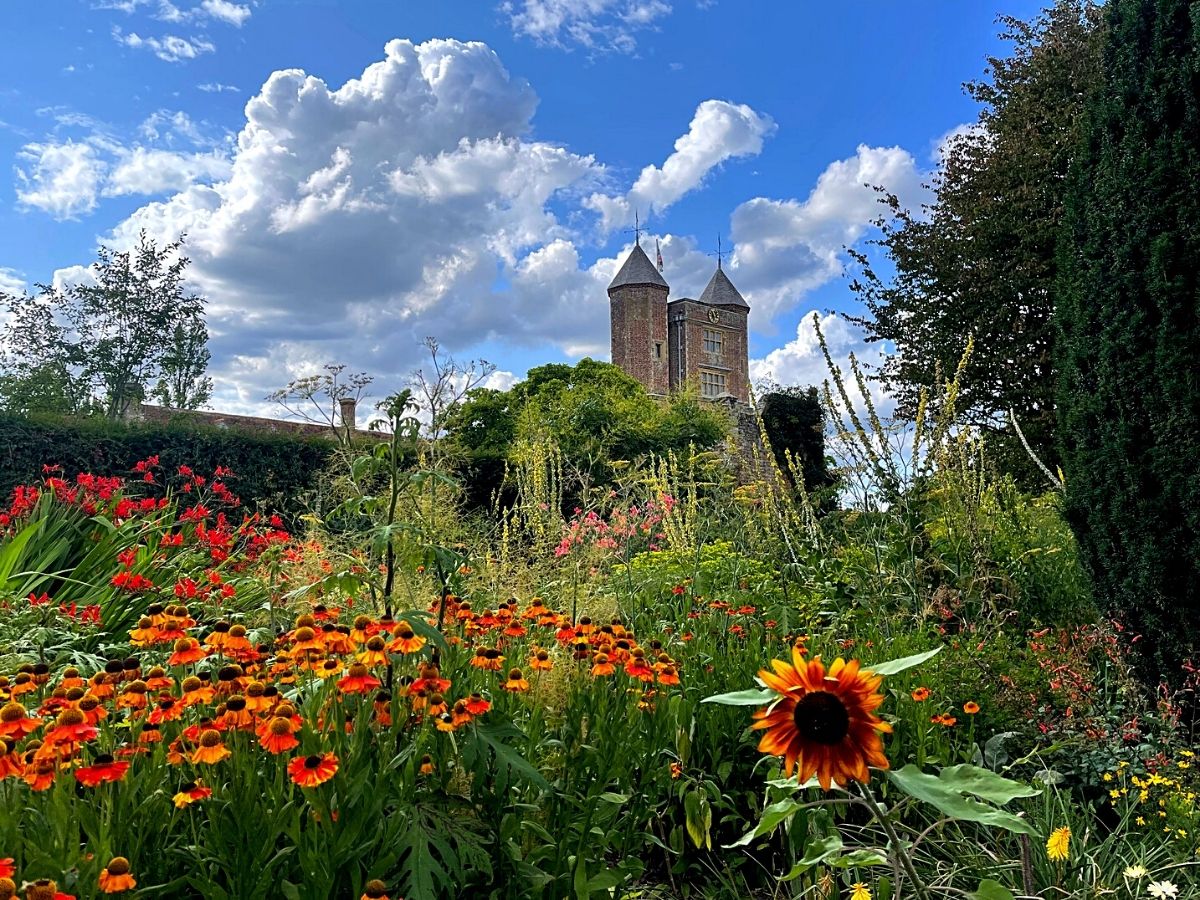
(758, 386), (837, 507)
(848, 1), (1105, 482)
(1056, 0), (1200, 677)
(445, 358), (728, 504)
(0, 231), (211, 419)
(0, 412), (334, 521)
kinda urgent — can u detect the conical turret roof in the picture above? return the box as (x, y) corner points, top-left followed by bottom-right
(608, 243), (668, 291)
(697, 265), (748, 309)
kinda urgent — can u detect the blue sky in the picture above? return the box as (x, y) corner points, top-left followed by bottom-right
(0, 0), (1044, 414)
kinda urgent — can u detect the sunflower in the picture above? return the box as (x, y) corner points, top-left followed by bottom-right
(750, 653), (890, 790)
(98, 857), (136, 893)
(288, 753), (339, 787)
(191, 729), (231, 765)
(74, 755), (131, 787)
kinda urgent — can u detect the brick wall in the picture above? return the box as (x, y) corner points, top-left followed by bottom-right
(609, 283), (670, 395)
(667, 301), (750, 403)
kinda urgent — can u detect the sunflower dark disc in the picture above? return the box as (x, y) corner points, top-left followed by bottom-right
(792, 691), (850, 745)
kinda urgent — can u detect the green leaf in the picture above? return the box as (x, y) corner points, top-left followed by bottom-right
(933, 764), (1041, 804)
(969, 879), (1015, 900)
(779, 833), (845, 880)
(585, 869), (625, 892)
(725, 797), (805, 848)
(868, 646), (943, 676)
(828, 849), (889, 868)
(701, 687), (775, 706)
(885, 765), (1039, 836)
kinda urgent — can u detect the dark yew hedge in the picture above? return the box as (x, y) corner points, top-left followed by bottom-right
(0, 413), (336, 522)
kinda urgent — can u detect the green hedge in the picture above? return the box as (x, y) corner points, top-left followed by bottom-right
(0, 413), (336, 521)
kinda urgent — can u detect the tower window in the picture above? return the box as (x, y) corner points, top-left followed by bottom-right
(654, 342), (663, 359)
(703, 329), (723, 353)
(700, 371), (726, 398)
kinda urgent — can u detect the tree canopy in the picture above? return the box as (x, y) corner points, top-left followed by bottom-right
(0, 231), (211, 419)
(445, 358), (729, 505)
(847, 1), (1105, 483)
(1056, 0), (1200, 678)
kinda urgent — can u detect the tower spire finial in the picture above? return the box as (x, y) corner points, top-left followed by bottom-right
(635, 210), (641, 246)
(709, 234), (726, 270)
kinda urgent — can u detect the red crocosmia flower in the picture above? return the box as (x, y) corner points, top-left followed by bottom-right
(288, 753), (339, 788)
(74, 755), (131, 786)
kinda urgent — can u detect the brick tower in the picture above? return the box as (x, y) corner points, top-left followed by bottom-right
(667, 262), (751, 403)
(608, 241), (670, 396)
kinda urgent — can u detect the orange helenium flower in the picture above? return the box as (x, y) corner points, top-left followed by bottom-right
(98, 857), (136, 893)
(963, 701), (980, 715)
(337, 664), (381, 695)
(74, 755), (131, 787)
(260, 716), (300, 754)
(387, 626), (426, 655)
(361, 880), (390, 900)
(191, 729), (231, 764)
(751, 652), (891, 790)
(502, 668), (530, 693)
(288, 752), (339, 787)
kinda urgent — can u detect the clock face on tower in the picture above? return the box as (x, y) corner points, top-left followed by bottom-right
(707, 307), (721, 324)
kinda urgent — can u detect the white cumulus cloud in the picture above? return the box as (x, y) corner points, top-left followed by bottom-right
(504, 0), (672, 52)
(727, 143), (928, 320)
(104, 147), (232, 197)
(199, 0), (250, 26)
(93, 38), (608, 414)
(15, 141), (107, 220)
(587, 99), (775, 232)
(750, 311), (889, 413)
(113, 27), (216, 62)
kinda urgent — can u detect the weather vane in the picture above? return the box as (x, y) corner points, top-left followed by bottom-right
(709, 234), (726, 269)
(624, 210), (643, 246)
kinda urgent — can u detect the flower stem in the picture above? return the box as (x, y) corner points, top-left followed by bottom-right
(858, 781), (930, 900)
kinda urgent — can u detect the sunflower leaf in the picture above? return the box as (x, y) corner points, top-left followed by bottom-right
(885, 764), (1040, 836)
(868, 646), (943, 675)
(701, 688), (776, 706)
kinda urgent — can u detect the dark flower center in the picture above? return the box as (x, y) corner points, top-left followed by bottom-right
(792, 691), (850, 745)
(304, 755), (322, 769)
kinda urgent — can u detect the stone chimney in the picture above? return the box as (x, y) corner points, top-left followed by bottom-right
(339, 397), (357, 432)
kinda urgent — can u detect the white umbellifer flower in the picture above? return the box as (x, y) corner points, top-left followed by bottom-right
(1123, 865), (1149, 879)
(1147, 880), (1179, 899)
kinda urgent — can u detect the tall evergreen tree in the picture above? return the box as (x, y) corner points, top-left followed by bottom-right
(848, 2), (1104, 483)
(1056, 0), (1200, 676)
